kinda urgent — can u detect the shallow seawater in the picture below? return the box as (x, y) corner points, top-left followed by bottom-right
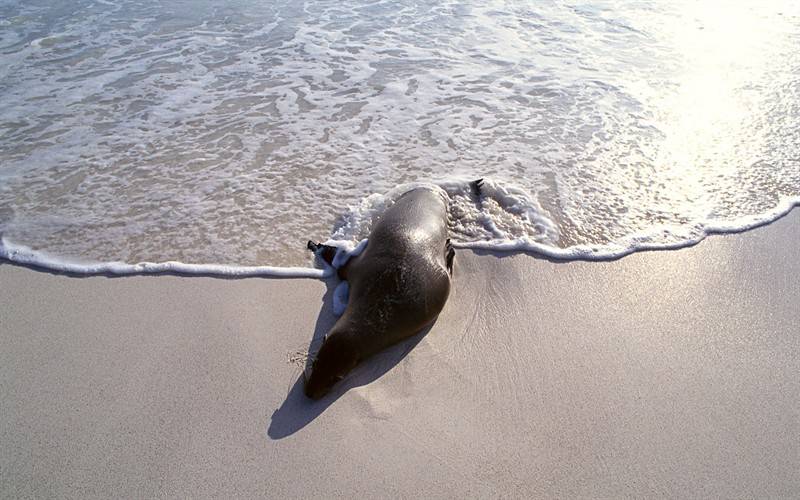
(0, 0), (799, 271)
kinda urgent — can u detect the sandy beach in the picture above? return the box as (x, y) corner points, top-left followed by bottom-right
(2, 211), (799, 498)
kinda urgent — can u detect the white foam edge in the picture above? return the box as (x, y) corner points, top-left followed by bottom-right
(1, 193), (797, 277)
(0, 236), (328, 278)
(454, 195), (800, 260)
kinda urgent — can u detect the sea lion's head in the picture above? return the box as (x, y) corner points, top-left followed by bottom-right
(304, 332), (359, 400)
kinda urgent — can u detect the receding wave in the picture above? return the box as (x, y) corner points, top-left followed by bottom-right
(1, 0), (799, 273)
(2, 178), (798, 277)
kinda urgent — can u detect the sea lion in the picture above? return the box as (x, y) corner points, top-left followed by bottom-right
(304, 186), (457, 400)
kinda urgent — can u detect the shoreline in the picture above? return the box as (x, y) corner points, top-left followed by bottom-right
(2, 197), (800, 278)
(2, 211), (799, 497)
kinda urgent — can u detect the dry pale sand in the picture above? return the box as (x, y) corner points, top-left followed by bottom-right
(1, 212), (799, 498)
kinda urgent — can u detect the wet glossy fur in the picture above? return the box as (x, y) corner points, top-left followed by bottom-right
(304, 188), (453, 399)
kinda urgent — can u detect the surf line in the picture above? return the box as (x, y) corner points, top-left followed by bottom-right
(0, 236), (329, 278)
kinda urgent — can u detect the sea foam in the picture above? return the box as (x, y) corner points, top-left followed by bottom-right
(2, 178), (798, 277)
(1, 0), (799, 273)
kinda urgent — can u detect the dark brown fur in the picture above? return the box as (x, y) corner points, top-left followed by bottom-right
(305, 188), (453, 399)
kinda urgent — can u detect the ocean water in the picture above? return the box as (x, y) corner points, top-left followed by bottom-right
(1, 0), (799, 274)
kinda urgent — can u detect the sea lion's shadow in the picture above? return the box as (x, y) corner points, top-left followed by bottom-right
(267, 277), (432, 440)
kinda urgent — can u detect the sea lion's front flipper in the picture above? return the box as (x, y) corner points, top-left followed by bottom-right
(470, 178), (484, 198)
(445, 238), (455, 275)
(470, 178), (484, 210)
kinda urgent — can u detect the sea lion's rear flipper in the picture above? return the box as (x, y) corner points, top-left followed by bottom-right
(307, 240), (337, 267)
(445, 238), (455, 275)
(308, 240), (351, 280)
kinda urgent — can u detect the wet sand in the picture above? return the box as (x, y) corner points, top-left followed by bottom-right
(1, 212), (799, 498)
